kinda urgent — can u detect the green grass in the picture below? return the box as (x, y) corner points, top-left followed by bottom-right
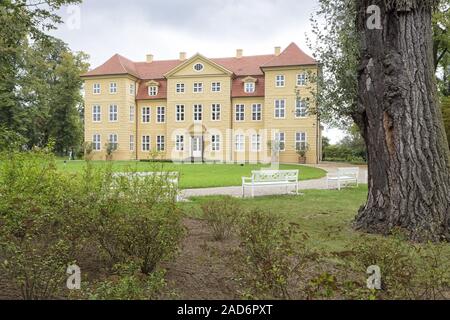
(182, 186), (369, 253)
(56, 161), (326, 189)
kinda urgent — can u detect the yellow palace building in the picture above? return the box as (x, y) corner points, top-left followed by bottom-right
(81, 42), (322, 164)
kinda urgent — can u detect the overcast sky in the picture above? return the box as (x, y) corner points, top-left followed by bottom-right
(49, 0), (345, 143)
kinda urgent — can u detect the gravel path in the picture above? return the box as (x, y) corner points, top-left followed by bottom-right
(180, 162), (368, 199)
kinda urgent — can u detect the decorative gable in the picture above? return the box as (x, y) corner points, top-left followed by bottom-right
(164, 53), (233, 78)
(242, 76), (258, 83)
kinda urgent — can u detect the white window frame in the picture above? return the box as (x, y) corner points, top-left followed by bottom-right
(129, 105), (135, 122)
(110, 82), (117, 94)
(274, 132), (286, 152)
(297, 73), (308, 86)
(275, 75), (285, 87)
(129, 83), (135, 95)
(176, 105), (185, 122)
(211, 104), (221, 121)
(252, 104), (262, 121)
(295, 99), (308, 118)
(156, 106), (165, 123)
(274, 99), (286, 119)
(93, 134), (101, 151)
(211, 135), (221, 152)
(93, 83), (101, 94)
(92, 105), (101, 122)
(129, 135), (135, 151)
(176, 83), (185, 93)
(244, 82), (255, 93)
(193, 63), (204, 72)
(142, 135), (151, 152)
(142, 107), (151, 123)
(235, 104), (245, 122)
(108, 133), (118, 149)
(251, 134), (261, 152)
(109, 104), (118, 122)
(175, 135), (184, 151)
(193, 82), (203, 93)
(148, 86), (158, 97)
(235, 134), (245, 152)
(193, 104), (203, 122)
(156, 136), (165, 152)
(211, 82), (221, 92)
(295, 132), (307, 151)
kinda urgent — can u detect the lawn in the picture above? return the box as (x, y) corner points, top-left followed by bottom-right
(182, 186), (370, 252)
(56, 160), (327, 189)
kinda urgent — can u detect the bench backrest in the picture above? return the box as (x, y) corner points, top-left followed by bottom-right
(337, 167), (359, 178)
(112, 172), (179, 185)
(251, 170), (298, 182)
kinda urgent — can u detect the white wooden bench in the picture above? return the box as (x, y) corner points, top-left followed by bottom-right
(326, 167), (359, 190)
(242, 170), (299, 198)
(112, 172), (180, 201)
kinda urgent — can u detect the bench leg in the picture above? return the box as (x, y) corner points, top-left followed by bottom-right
(242, 185), (245, 198)
(251, 185), (254, 198)
(296, 183), (299, 195)
(338, 180), (341, 191)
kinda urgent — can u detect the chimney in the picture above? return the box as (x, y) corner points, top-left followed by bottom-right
(179, 52), (187, 61)
(236, 49), (243, 59)
(146, 54), (154, 63)
(274, 46), (281, 56)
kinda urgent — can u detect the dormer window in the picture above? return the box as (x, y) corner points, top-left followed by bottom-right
(148, 86), (158, 96)
(245, 82), (255, 93)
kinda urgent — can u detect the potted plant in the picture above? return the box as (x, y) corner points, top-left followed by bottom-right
(296, 143), (310, 164)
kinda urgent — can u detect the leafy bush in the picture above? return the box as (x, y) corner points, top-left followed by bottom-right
(201, 196), (242, 241)
(234, 209), (310, 299)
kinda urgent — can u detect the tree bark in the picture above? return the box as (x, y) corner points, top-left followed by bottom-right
(354, 0), (450, 241)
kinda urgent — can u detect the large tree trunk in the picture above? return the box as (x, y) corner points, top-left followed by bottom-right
(354, 0), (450, 241)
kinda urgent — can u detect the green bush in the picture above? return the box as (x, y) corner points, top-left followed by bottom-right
(234, 209), (310, 299)
(201, 196), (242, 241)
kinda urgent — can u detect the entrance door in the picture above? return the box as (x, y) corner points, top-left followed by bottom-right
(191, 136), (202, 158)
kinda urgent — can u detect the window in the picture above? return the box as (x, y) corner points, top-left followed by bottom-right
(130, 135), (135, 151)
(252, 104), (262, 121)
(211, 82), (221, 92)
(235, 134), (245, 152)
(93, 134), (101, 151)
(295, 132), (307, 151)
(108, 134), (118, 149)
(157, 106), (165, 123)
(176, 105), (185, 122)
(211, 104), (221, 121)
(235, 104), (245, 121)
(211, 135), (220, 151)
(275, 75), (285, 87)
(176, 135), (184, 151)
(274, 132), (285, 151)
(129, 105), (135, 122)
(92, 105), (101, 122)
(156, 136), (165, 152)
(297, 73), (308, 86)
(130, 83), (135, 95)
(251, 134), (261, 152)
(244, 82), (255, 93)
(193, 104), (202, 122)
(148, 86), (158, 96)
(142, 135), (151, 151)
(93, 83), (101, 94)
(110, 82), (117, 94)
(295, 99), (308, 118)
(142, 107), (151, 123)
(176, 83), (185, 93)
(109, 104), (118, 122)
(193, 82), (203, 93)
(193, 63), (204, 72)
(274, 99), (286, 118)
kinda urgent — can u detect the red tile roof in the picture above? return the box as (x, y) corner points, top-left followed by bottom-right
(83, 54), (140, 78)
(232, 76), (265, 98)
(262, 42), (316, 68)
(211, 55), (274, 76)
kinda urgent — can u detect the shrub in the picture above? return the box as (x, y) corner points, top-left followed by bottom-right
(234, 209), (310, 299)
(0, 151), (82, 299)
(201, 196), (242, 241)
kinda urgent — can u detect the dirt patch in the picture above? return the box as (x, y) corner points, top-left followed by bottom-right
(163, 218), (240, 300)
